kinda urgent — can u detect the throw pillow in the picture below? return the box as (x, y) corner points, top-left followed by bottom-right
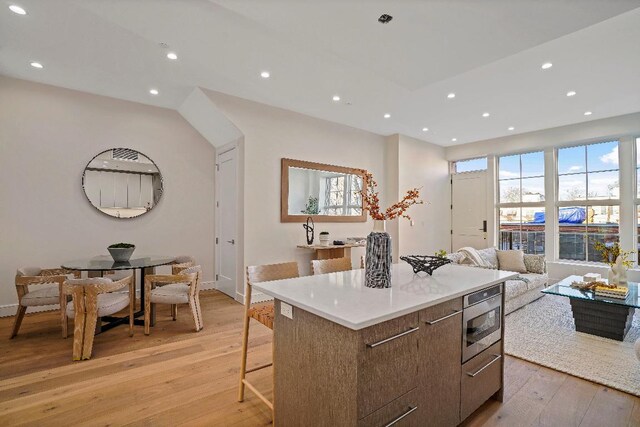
(523, 254), (546, 274)
(496, 250), (527, 273)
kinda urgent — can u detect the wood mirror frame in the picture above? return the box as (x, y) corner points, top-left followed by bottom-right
(281, 158), (367, 223)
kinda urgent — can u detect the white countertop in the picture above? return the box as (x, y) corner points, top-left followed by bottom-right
(253, 263), (518, 330)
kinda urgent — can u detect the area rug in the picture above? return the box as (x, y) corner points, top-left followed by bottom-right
(504, 294), (640, 396)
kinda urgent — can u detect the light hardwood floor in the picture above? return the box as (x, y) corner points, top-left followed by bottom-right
(0, 291), (638, 426)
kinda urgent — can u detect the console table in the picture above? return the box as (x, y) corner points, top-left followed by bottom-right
(297, 242), (365, 260)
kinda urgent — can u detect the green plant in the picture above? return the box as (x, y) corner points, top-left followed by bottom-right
(434, 249), (448, 258)
(592, 240), (633, 268)
(301, 196), (319, 215)
(108, 243), (135, 249)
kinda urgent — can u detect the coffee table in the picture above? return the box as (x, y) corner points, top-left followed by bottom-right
(542, 275), (639, 341)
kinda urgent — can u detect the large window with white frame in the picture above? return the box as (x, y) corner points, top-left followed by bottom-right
(497, 151), (545, 254)
(557, 141), (619, 262)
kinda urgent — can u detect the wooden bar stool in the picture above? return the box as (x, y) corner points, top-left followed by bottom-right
(238, 261), (299, 417)
(311, 257), (353, 275)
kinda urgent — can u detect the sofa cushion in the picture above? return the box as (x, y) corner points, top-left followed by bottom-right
(497, 250), (527, 273)
(476, 248), (499, 269)
(523, 254), (546, 274)
(505, 279), (529, 300)
(519, 273), (548, 291)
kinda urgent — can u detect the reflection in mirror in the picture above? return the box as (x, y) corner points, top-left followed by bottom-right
(82, 148), (163, 218)
(288, 167), (363, 216)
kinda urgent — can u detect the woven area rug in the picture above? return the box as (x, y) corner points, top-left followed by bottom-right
(504, 294), (640, 396)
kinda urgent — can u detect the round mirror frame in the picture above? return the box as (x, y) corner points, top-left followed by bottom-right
(81, 148), (164, 219)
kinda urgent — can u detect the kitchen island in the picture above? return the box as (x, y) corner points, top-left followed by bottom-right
(253, 263), (518, 426)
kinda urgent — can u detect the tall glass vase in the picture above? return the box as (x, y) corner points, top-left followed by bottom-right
(365, 220), (392, 288)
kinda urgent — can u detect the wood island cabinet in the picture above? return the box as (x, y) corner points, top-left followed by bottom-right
(417, 298), (463, 427)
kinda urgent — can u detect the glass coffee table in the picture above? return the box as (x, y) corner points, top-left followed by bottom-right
(542, 275), (639, 341)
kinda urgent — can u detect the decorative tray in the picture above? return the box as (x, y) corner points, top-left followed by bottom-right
(400, 255), (451, 275)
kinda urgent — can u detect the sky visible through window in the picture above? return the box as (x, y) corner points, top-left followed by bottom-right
(455, 157), (487, 173)
(557, 141), (619, 201)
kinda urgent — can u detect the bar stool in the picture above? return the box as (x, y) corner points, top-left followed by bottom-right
(238, 261), (299, 417)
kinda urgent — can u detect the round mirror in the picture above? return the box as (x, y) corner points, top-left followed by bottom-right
(82, 148), (163, 218)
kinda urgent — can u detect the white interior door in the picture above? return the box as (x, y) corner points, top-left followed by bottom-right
(216, 148), (237, 299)
(452, 171), (488, 250)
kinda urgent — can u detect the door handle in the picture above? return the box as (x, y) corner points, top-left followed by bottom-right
(227, 239), (235, 245)
(478, 220), (487, 232)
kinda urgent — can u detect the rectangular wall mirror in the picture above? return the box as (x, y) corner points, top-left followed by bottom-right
(281, 158), (367, 223)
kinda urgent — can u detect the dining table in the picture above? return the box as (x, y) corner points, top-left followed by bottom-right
(61, 255), (176, 333)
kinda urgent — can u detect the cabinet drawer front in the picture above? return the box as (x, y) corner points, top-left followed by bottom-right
(460, 341), (503, 421)
(359, 388), (419, 427)
(419, 298), (463, 325)
(358, 313), (419, 418)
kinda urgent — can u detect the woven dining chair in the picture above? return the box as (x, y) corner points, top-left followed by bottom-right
(238, 261), (299, 417)
(11, 267), (80, 339)
(171, 255), (196, 274)
(62, 275), (135, 360)
(144, 265), (203, 334)
(311, 257), (353, 275)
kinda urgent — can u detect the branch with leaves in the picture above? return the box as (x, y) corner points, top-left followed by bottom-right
(359, 170), (424, 221)
(592, 240), (634, 269)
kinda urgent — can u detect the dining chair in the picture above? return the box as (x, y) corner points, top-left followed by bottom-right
(11, 267), (80, 339)
(143, 265), (203, 334)
(172, 255), (196, 274)
(311, 257), (353, 275)
(62, 275), (134, 361)
(238, 261), (299, 416)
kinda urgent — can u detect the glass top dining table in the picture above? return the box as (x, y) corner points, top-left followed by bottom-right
(61, 255), (176, 332)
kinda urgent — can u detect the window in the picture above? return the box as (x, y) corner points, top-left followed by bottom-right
(323, 175), (362, 215)
(453, 157), (487, 174)
(497, 151), (545, 254)
(557, 141), (619, 261)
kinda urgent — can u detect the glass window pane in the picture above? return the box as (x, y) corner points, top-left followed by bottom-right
(558, 174), (586, 201)
(521, 177), (545, 202)
(587, 141), (618, 172)
(559, 206), (586, 261)
(521, 151), (544, 178)
(587, 171), (619, 200)
(455, 158), (487, 173)
(499, 155), (520, 179)
(499, 180), (520, 203)
(586, 205), (619, 262)
(521, 207), (545, 254)
(558, 145), (585, 175)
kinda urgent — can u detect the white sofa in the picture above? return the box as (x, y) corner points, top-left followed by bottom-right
(447, 247), (548, 315)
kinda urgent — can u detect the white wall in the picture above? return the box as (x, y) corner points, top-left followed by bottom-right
(0, 76), (216, 312)
(397, 135), (451, 256)
(203, 90), (387, 286)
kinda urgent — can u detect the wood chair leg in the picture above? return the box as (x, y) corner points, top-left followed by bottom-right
(144, 296), (151, 336)
(189, 298), (200, 332)
(81, 293), (98, 360)
(10, 305), (27, 339)
(72, 311), (86, 361)
(238, 315), (251, 402)
(195, 294), (204, 330)
(60, 289), (68, 339)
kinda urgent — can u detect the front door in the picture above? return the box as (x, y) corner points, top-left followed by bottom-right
(451, 171), (488, 251)
(216, 147), (237, 299)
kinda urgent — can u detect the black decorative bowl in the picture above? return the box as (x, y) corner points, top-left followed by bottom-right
(400, 255), (451, 275)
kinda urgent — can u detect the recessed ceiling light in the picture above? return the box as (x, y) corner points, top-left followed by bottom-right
(260, 71), (270, 79)
(422, 127), (429, 132)
(332, 95), (340, 101)
(383, 113), (391, 119)
(584, 111), (592, 116)
(9, 4), (26, 15)
(482, 112), (490, 118)
(30, 62), (43, 69)
(541, 62), (553, 70)
(166, 52), (178, 60)
(149, 89), (159, 95)
(451, 138), (457, 142)
(148, 169), (153, 172)
(447, 93), (456, 99)
(508, 127), (515, 131)
(566, 91), (576, 97)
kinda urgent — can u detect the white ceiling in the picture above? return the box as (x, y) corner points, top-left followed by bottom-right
(1, 0), (639, 146)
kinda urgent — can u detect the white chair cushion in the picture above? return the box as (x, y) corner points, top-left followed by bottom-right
(17, 267), (42, 276)
(21, 287), (60, 307)
(66, 293), (130, 318)
(150, 283), (190, 304)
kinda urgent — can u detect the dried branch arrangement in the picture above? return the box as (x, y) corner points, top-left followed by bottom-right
(360, 170), (423, 220)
